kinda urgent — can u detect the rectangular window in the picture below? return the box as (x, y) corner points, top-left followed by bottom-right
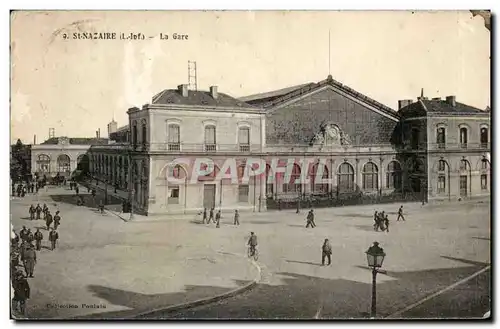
(437, 175), (446, 194)
(168, 124), (180, 150)
(481, 174), (488, 190)
(436, 128), (445, 149)
(238, 127), (250, 151)
(266, 183), (274, 196)
(238, 184), (249, 202)
(168, 186), (180, 204)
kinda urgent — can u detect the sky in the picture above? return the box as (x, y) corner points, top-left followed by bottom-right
(10, 10), (490, 144)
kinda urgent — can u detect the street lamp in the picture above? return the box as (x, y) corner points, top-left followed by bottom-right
(365, 241), (386, 318)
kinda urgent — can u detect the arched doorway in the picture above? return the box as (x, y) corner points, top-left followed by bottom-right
(459, 159), (471, 197)
(57, 154), (71, 176)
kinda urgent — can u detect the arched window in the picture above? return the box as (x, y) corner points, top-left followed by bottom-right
(168, 165), (186, 205)
(141, 120), (147, 147)
(436, 127), (446, 148)
(459, 159), (470, 197)
(437, 160), (448, 194)
(37, 154), (50, 173)
(480, 127), (489, 148)
(386, 161), (402, 189)
(204, 125), (217, 151)
(460, 127), (468, 149)
(265, 164), (273, 197)
(480, 159), (490, 191)
(337, 162), (354, 192)
(283, 164), (301, 193)
(132, 121), (138, 148)
(310, 163), (329, 194)
(362, 162), (378, 190)
(167, 124), (180, 151)
(57, 154), (71, 173)
(238, 127), (250, 151)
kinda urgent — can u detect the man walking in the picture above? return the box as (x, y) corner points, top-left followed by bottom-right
(306, 210), (316, 228)
(12, 270), (30, 316)
(49, 229), (59, 251)
(384, 214), (390, 233)
(34, 229), (43, 251)
(29, 205), (35, 221)
(35, 204), (42, 220)
(25, 229), (34, 244)
(19, 226), (28, 242)
(322, 239), (332, 266)
(202, 208), (207, 224)
(215, 210), (221, 228)
(42, 204), (48, 220)
(208, 208), (214, 224)
(53, 211), (62, 230)
(234, 209), (240, 226)
(45, 210), (53, 230)
(397, 205), (405, 221)
(23, 245), (36, 278)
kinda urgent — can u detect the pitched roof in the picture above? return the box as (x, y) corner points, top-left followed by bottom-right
(41, 137), (109, 145)
(240, 75), (398, 119)
(402, 98), (487, 115)
(152, 89), (257, 109)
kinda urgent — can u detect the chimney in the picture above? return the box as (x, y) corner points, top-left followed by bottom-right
(398, 99), (412, 110)
(446, 96), (456, 107)
(177, 84), (189, 97)
(98, 128), (101, 139)
(210, 86), (218, 99)
(432, 97), (441, 101)
(33, 135), (36, 145)
(96, 130), (99, 139)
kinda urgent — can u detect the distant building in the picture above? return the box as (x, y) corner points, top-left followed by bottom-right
(31, 137), (108, 179)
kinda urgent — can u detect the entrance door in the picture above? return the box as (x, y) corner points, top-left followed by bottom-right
(460, 175), (468, 197)
(203, 184), (216, 209)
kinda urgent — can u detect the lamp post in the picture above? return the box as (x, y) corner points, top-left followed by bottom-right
(365, 241), (386, 319)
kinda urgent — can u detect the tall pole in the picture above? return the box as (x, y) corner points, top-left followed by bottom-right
(104, 180), (108, 205)
(371, 268), (377, 318)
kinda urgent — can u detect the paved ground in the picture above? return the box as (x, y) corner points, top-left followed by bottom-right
(10, 186), (491, 319)
(10, 186), (258, 319)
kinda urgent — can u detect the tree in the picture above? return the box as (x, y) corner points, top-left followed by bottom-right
(10, 139), (29, 182)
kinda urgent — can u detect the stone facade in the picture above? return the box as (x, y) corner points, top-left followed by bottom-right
(85, 78), (490, 216)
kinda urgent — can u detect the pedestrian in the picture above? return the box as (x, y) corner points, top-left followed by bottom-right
(322, 238), (332, 266)
(373, 211), (379, 230)
(306, 210), (316, 228)
(215, 210), (221, 228)
(29, 205), (35, 220)
(25, 229), (34, 244)
(21, 186), (26, 197)
(49, 229), (59, 251)
(75, 185), (79, 195)
(35, 204), (42, 220)
(19, 240), (30, 263)
(234, 209), (240, 225)
(11, 230), (20, 248)
(23, 244), (36, 278)
(98, 200), (104, 214)
(19, 226), (28, 242)
(35, 183), (39, 194)
(12, 270), (30, 316)
(202, 208), (207, 224)
(11, 184), (15, 196)
(42, 204), (48, 220)
(397, 205), (405, 221)
(53, 211), (61, 230)
(70, 181), (73, 190)
(384, 214), (390, 233)
(45, 210), (53, 230)
(34, 229), (43, 251)
(209, 208), (214, 224)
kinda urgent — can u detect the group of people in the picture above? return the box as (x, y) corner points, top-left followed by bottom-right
(373, 205), (406, 232)
(28, 203), (62, 231)
(12, 181), (41, 198)
(201, 208), (241, 228)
